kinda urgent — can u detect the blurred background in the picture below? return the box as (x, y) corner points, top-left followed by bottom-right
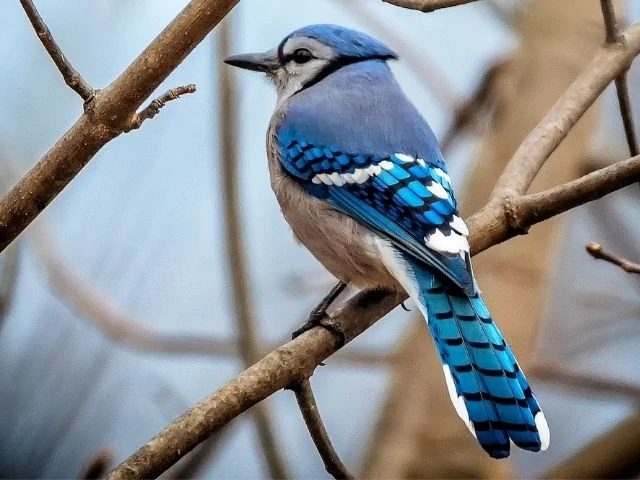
(1, 0), (640, 478)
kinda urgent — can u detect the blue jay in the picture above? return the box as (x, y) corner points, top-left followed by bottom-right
(225, 24), (549, 459)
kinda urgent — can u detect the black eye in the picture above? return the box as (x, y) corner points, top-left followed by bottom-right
(291, 48), (313, 64)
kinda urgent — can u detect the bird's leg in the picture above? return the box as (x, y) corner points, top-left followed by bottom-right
(292, 280), (347, 347)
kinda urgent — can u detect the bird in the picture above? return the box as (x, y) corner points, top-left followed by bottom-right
(225, 24), (550, 459)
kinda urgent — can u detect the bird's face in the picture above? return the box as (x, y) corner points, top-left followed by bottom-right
(224, 24), (397, 103)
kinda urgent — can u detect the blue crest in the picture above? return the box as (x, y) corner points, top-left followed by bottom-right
(278, 24), (397, 62)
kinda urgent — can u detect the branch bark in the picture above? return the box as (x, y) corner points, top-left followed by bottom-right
(0, 0), (239, 254)
(490, 22), (640, 200)
(291, 379), (355, 480)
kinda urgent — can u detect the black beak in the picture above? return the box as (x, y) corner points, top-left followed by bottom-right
(223, 49), (279, 73)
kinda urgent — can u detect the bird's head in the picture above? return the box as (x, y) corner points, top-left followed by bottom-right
(224, 24), (397, 101)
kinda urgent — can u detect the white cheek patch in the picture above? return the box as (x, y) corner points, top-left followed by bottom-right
(443, 364), (476, 438)
(425, 228), (469, 255)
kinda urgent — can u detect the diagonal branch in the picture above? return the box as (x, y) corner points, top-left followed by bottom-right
(0, 0), (239, 254)
(382, 0), (479, 12)
(20, 0), (95, 103)
(586, 242), (640, 275)
(490, 22), (640, 200)
(291, 379), (355, 480)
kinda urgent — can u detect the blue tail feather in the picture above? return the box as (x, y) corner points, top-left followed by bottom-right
(406, 255), (547, 459)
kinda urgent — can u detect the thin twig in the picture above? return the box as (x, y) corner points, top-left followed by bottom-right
(382, 0), (478, 12)
(600, 0), (621, 43)
(0, 0), (239, 254)
(600, 0), (640, 157)
(125, 84), (197, 131)
(19, 0), (94, 102)
(586, 242), (640, 274)
(217, 19), (290, 480)
(291, 379), (355, 480)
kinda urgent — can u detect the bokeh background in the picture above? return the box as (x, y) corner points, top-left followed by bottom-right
(1, 0), (639, 478)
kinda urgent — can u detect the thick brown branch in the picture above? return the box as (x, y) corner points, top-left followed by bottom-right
(126, 84), (196, 131)
(586, 242), (640, 274)
(470, 153), (640, 255)
(20, 0), (94, 102)
(382, 0), (478, 12)
(107, 288), (405, 480)
(0, 0), (239, 254)
(291, 379), (355, 480)
(490, 22), (640, 200)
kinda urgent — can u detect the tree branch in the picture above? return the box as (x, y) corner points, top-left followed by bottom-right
(490, 22), (640, 200)
(382, 0), (478, 12)
(291, 379), (355, 480)
(586, 242), (640, 274)
(600, 0), (640, 157)
(0, 0), (239, 254)
(19, 0), (94, 103)
(125, 84), (197, 132)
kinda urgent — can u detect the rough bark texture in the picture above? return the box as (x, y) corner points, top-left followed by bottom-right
(361, 2), (606, 477)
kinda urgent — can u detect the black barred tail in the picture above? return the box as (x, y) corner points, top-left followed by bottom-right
(407, 257), (550, 459)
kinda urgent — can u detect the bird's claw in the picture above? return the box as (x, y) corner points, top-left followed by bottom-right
(292, 310), (346, 348)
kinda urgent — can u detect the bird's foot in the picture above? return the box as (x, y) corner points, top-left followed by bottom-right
(292, 309), (346, 348)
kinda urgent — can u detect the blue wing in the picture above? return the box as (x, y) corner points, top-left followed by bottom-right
(277, 128), (475, 294)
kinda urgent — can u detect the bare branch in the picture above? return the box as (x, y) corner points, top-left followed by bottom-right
(125, 84), (196, 132)
(586, 242), (640, 274)
(217, 20), (290, 479)
(0, 0), (239, 254)
(600, 0), (621, 44)
(600, 1), (640, 157)
(107, 287), (404, 480)
(490, 22), (640, 200)
(382, 0), (478, 12)
(19, 0), (94, 102)
(291, 379), (355, 480)
(472, 153), (640, 254)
